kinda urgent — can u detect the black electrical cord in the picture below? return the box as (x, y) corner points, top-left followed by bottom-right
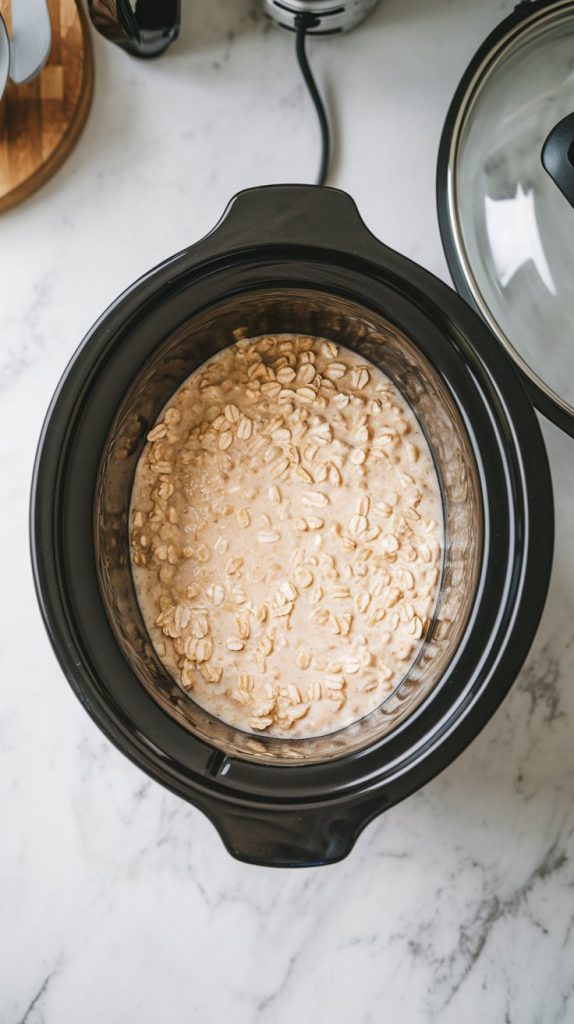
(295, 16), (331, 186)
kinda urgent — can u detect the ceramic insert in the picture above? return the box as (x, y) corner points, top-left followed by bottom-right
(129, 334), (443, 738)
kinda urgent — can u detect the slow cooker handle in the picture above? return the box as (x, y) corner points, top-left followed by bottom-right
(202, 184), (392, 260)
(208, 798), (382, 868)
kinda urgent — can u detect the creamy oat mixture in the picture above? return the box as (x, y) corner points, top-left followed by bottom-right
(130, 334), (442, 738)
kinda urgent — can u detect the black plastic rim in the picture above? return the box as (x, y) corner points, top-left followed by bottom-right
(30, 186), (554, 866)
(436, 0), (574, 438)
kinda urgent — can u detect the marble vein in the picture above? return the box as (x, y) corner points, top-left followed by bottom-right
(16, 966), (61, 1024)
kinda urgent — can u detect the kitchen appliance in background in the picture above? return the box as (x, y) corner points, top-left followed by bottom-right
(87, 0), (180, 58)
(86, 0), (381, 54)
(256, 0), (381, 34)
(87, 1), (381, 186)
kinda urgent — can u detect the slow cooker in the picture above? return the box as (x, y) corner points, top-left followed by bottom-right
(31, 183), (554, 866)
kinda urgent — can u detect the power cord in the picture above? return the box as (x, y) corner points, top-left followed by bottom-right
(294, 14), (331, 186)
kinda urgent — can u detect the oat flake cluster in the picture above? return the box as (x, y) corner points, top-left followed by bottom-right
(130, 334), (442, 738)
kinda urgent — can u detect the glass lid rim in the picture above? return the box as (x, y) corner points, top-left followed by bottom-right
(437, 0), (574, 435)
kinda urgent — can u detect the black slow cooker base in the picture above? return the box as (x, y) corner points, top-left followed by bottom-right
(31, 186), (553, 865)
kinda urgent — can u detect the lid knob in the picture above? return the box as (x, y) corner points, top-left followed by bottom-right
(541, 112), (574, 210)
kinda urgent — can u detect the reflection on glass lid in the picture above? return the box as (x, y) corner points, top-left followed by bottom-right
(447, 3), (574, 415)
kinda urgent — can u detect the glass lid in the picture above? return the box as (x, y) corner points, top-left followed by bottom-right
(438, 0), (574, 435)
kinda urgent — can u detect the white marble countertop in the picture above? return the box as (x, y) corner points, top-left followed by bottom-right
(2, 1), (574, 1020)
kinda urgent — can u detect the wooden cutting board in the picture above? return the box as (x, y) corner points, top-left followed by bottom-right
(0, 0), (93, 213)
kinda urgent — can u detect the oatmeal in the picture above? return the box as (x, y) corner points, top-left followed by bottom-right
(130, 334), (442, 738)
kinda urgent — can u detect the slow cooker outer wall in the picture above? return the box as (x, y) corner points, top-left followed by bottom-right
(30, 186), (554, 867)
